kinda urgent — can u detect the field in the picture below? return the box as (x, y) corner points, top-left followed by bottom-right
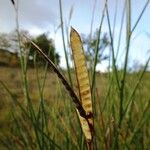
(0, 0), (150, 149)
(0, 66), (150, 149)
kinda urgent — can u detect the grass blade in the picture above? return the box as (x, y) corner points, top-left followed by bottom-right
(59, 0), (73, 86)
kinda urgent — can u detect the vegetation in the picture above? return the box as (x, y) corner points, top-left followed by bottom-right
(82, 31), (110, 68)
(0, 0), (150, 149)
(25, 33), (60, 66)
(0, 31), (60, 67)
(0, 67), (150, 149)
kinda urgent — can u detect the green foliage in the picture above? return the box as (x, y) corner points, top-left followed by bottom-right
(26, 33), (60, 66)
(0, 33), (11, 50)
(82, 30), (110, 67)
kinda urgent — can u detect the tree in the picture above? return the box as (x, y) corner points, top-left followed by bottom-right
(0, 32), (19, 67)
(82, 29), (110, 68)
(0, 33), (11, 50)
(0, 31), (60, 67)
(0, 29), (30, 53)
(26, 33), (60, 66)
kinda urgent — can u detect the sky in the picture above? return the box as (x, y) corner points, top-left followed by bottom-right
(0, 0), (150, 71)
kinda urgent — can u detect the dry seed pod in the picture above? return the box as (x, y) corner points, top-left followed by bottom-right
(70, 27), (93, 143)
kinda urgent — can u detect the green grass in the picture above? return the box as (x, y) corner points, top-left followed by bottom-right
(0, 67), (150, 149)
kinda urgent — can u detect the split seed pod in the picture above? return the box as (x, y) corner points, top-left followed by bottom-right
(70, 27), (93, 144)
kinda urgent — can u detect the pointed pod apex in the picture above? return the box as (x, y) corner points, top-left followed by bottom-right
(71, 26), (75, 31)
(70, 27), (80, 43)
(70, 27), (78, 35)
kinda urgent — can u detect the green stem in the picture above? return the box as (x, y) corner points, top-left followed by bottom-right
(59, 0), (73, 87)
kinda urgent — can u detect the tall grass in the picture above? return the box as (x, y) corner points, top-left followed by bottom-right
(0, 0), (150, 149)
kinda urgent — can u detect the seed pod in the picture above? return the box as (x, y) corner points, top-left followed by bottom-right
(70, 27), (93, 144)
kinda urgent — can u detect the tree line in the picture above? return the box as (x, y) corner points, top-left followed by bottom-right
(0, 30), (60, 67)
(0, 29), (110, 68)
